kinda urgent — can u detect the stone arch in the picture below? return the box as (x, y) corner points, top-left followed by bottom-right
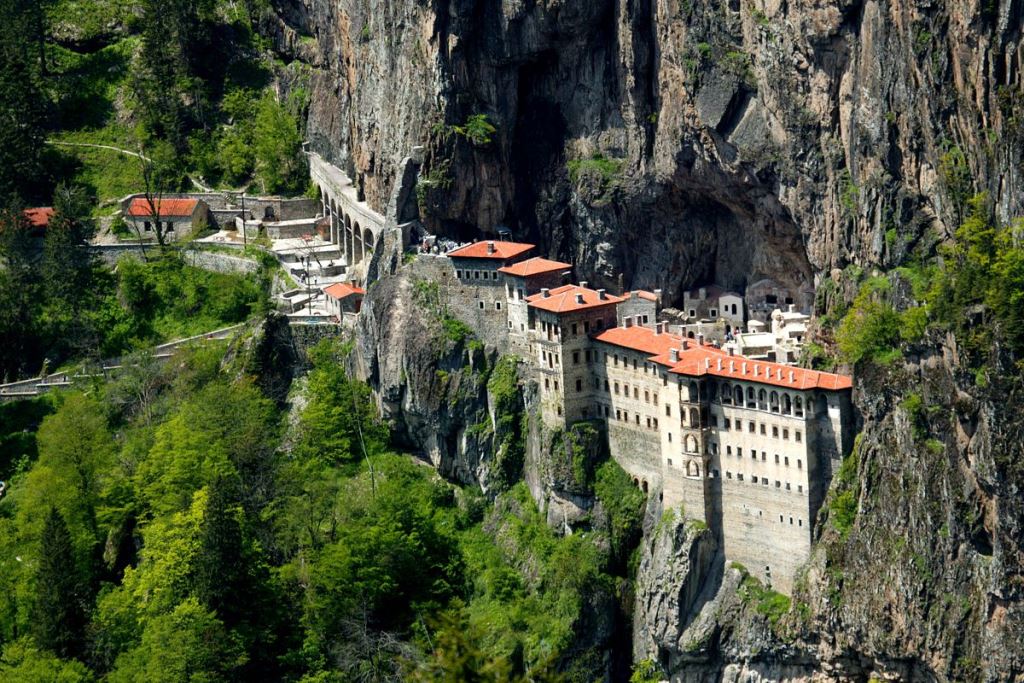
(354, 221), (363, 262)
(758, 388), (767, 410)
(733, 385), (743, 405)
(634, 477), (640, 488)
(688, 381), (699, 402)
(795, 396), (804, 417)
(721, 382), (731, 404)
(684, 434), (698, 454)
(641, 480), (649, 494)
(686, 461), (695, 477)
(688, 407), (699, 427)
(344, 214), (353, 261)
(770, 391), (779, 412)
(746, 386), (755, 407)
(782, 393), (792, 415)
(329, 198), (339, 245)
(363, 226), (373, 257)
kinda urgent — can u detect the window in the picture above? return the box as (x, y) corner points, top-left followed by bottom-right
(668, 433), (672, 443)
(762, 478), (769, 487)
(797, 459), (802, 469)
(724, 418), (731, 430)
(573, 351), (580, 365)
(710, 308), (718, 317)
(688, 309), (696, 318)
(544, 378), (550, 389)
(604, 380), (609, 391)
(789, 517), (794, 525)
(726, 471), (733, 479)
(774, 454), (780, 464)
(780, 515), (784, 522)
(479, 301), (484, 309)
(571, 323), (578, 335)
(646, 417), (651, 428)
(653, 394), (658, 405)
(713, 469), (719, 478)
(666, 405), (671, 417)
(616, 409), (621, 420)
(557, 406), (562, 416)
(772, 425), (779, 438)
(474, 271), (480, 279)
(495, 301), (501, 310)
(784, 457), (790, 466)
(785, 482), (791, 490)
(667, 458), (673, 466)
(634, 387), (639, 399)
(575, 379), (582, 392)
(542, 351), (547, 361)
(748, 421), (755, 433)
(761, 451), (766, 461)
(635, 414), (640, 425)
(644, 390), (650, 403)
(643, 315), (649, 323)
(614, 382), (620, 395)
(798, 484), (803, 493)
(760, 423), (766, 435)
(783, 428), (789, 440)
(795, 430), (802, 442)
(624, 383), (629, 395)
(456, 270), (462, 278)
(710, 415), (718, 427)
(614, 354), (619, 366)
(584, 321), (590, 333)
(751, 450), (756, 460)
(752, 476), (758, 484)
(737, 448), (743, 458)
(775, 480), (781, 488)
(726, 446), (732, 456)
(737, 473), (744, 481)
(653, 417), (659, 429)
(799, 519), (803, 527)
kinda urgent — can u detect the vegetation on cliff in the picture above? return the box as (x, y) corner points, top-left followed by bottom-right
(0, 338), (632, 681)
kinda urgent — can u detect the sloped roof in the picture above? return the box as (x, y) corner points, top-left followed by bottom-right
(526, 284), (623, 314)
(623, 290), (659, 302)
(126, 197), (200, 218)
(23, 207), (54, 229)
(323, 282), (365, 300)
(447, 240), (534, 260)
(498, 257), (572, 277)
(668, 348), (852, 391)
(594, 325), (683, 357)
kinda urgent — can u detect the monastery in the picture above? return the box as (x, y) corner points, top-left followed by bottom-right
(438, 239), (855, 593)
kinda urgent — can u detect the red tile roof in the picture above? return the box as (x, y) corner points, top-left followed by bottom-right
(126, 197), (200, 218)
(527, 284), (624, 314)
(323, 283), (365, 300)
(623, 290), (659, 302)
(24, 207), (54, 229)
(594, 325), (684, 357)
(498, 257), (572, 277)
(668, 347), (852, 391)
(447, 240), (534, 260)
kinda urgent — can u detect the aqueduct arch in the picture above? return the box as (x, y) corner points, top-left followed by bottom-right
(309, 152), (385, 267)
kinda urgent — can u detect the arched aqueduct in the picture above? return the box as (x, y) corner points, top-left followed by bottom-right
(308, 152), (385, 267)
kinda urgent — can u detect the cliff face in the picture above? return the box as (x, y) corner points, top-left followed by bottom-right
(275, 0), (1021, 303)
(268, 0), (1024, 678)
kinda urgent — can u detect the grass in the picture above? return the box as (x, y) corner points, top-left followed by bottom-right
(566, 154), (625, 203)
(737, 572), (791, 624)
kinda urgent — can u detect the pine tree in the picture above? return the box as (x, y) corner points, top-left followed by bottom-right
(32, 507), (86, 659)
(192, 477), (248, 627)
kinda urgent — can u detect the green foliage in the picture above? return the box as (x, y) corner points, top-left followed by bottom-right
(487, 357), (525, 491)
(836, 278), (903, 365)
(594, 460), (645, 571)
(0, 638), (94, 683)
(252, 94), (307, 194)
(442, 316), (475, 344)
(0, 397), (55, 479)
(453, 114), (497, 146)
(737, 570), (791, 624)
(566, 154), (625, 204)
(32, 508), (87, 659)
(828, 440), (860, 540)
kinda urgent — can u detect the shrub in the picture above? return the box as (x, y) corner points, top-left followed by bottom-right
(453, 114), (496, 146)
(836, 281), (902, 365)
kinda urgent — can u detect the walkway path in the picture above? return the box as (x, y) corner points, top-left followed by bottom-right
(0, 323), (245, 402)
(45, 140), (213, 192)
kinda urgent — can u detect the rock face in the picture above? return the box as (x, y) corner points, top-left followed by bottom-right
(275, 0), (1020, 304)
(267, 0), (1024, 678)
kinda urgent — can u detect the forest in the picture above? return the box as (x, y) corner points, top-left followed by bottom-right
(0, 336), (648, 682)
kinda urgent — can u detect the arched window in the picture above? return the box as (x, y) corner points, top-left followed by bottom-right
(722, 383), (732, 404)
(770, 391), (779, 412)
(685, 434), (698, 454)
(686, 461), (695, 477)
(733, 385), (743, 405)
(795, 396), (804, 417)
(689, 408), (699, 427)
(782, 393), (792, 414)
(694, 462), (701, 477)
(688, 381), (699, 402)
(746, 387), (756, 407)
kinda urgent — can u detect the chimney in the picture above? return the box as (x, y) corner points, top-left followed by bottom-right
(575, 293), (585, 304)
(654, 288), (663, 303)
(729, 360), (735, 372)
(789, 370), (795, 382)
(741, 362), (747, 375)
(705, 358), (710, 369)
(670, 348), (679, 362)
(697, 333), (705, 346)
(727, 347), (735, 356)
(777, 368), (783, 380)
(486, 240), (495, 255)
(699, 286), (707, 298)
(788, 304), (795, 313)
(753, 364), (759, 376)
(597, 289), (607, 300)
(541, 288), (550, 298)
(716, 358), (723, 371)
(580, 280), (588, 289)
(681, 339), (689, 350)
(624, 316), (633, 328)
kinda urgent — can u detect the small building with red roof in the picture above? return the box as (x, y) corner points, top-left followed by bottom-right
(617, 289), (662, 328)
(23, 207), (54, 236)
(323, 282), (365, 318)
(123, 195), (209, 240)
(500, 257), (572, 354)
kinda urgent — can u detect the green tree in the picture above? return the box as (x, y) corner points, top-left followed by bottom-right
(0, 0), (47, 204)
(0, 206), (42, 379)
(108, 598), (246, 683)
(192, 477), (250, 626)
(253, 94), (305, 194)
(0, 638), (93, 683)
(31, 508), (86, 659)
